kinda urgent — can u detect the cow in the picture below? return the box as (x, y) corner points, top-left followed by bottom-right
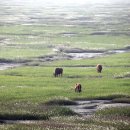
(96, 64), (102, 73)
(54, 68), (63, 77)
(75, 83), (82, 93)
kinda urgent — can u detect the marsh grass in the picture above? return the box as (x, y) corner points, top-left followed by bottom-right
(94, 107), (130, 130)
(0, 100), (76, 121)
(1, 23), (130, 60)
(112, 97), (130, 103)
(0, 113), (49, 120)
(2, 114), (130, 130)
(50, 52), (130, 67)
(96, 107), (130, 117)
(0, 2), (130, 129)
(0, 62), (130, 102)
(0, 62), (129, 126)
(44, 99), (77, 106)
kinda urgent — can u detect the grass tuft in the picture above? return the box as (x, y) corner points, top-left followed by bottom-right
(48, 106), (77, 117)
(112, 97), (130, 103)
(0, 113), (49, 120)
(44, 99), (77, 106)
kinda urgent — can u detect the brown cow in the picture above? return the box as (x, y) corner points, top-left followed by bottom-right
(96, 64), (102, 73)
(54, 68), (63, 77)
(75, 83), (82, 93)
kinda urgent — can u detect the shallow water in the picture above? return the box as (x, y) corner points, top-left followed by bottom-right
(0, 63), (20, 70)
(67, 52), (103, 59)
(1, 100), (130, 125)
(64, 48), (130, 60)
(0, 48), (130, 70)
(66, 100), (130, 116)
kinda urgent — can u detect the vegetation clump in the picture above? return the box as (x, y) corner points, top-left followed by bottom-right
(44, 99), (78, 106)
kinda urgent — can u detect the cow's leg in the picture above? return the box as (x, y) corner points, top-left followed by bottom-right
(75, 87), (77, 92)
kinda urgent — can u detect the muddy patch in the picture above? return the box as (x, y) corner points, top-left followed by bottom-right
(66, 100), (130, 117)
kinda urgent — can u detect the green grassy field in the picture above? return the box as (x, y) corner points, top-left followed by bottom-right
(0, 23), (130, 129)
(0, 52), (130, 129)
(1, 24), (130, 60)
(0, 1), (130, 129)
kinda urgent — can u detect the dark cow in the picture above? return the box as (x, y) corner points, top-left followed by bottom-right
(96, 64), (102, 73)
(75, 83), (82, 93)
(54, 68), (63, 77)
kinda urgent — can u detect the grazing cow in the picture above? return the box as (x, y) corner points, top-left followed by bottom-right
(75, 83), (82, 93)
(54, 68), (63, 77)
(96, 64), (102, 73)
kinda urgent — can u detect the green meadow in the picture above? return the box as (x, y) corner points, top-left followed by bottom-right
(0, 51), (130, 129)
(0, 0), (130, 129)
(1, 24), (130, 60)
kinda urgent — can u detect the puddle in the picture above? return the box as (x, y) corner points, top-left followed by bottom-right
(60, 32), (78, 37)
(66, 100), (130, 117)
(69, 48), (130, 60)
(66, 52), (102, 59)
(106, 49), (126, 54)
(0, 63), (21, 70)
